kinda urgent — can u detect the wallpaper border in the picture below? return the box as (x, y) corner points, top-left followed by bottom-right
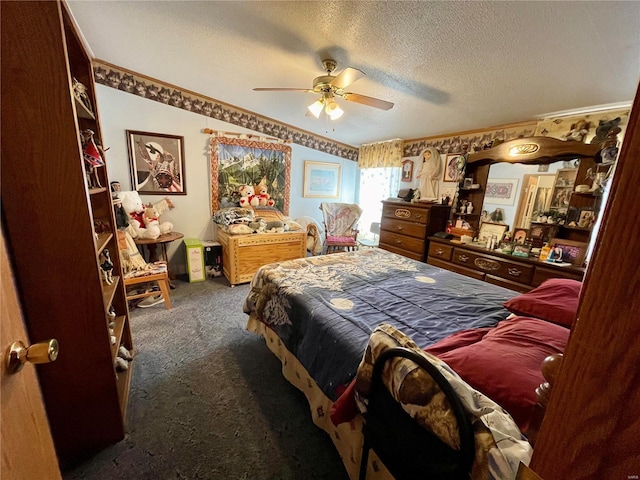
(92, 60), (359, 161)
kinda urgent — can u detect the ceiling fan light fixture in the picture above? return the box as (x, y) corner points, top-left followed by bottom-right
(307, 98), (324, 118)
(325, 98), (344, 120)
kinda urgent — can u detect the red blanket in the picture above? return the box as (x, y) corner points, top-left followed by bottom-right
(329, 316), (569, 432)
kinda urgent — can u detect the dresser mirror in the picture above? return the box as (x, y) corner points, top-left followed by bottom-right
(455, 137), (610, 249)
(480, 159), (581, 230)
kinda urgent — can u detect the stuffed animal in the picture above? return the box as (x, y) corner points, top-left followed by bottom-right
(255, 183), (275, 207)
(238, 185), (259, 208)
(142, 204), (162, 239)
(561, 119), (591, 142)
(118, 190), (174, 239)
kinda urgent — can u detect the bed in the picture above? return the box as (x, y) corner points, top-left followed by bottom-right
(243, 248), (577, 479)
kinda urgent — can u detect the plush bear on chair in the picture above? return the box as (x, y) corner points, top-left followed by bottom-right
(118, 190), (174, 239)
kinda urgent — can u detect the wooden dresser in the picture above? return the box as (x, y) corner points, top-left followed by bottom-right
(379, 201), (451, 261)
(217, 230), (307, 286)
(427, 237), (585, 292)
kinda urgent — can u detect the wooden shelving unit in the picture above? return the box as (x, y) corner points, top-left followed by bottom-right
(1, 0), (133, 467)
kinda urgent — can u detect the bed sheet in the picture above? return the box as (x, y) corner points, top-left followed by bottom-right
(243, 248), (517, 401)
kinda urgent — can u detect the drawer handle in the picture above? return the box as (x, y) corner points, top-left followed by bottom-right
(395, 239), (403, 245)
(508, 267), (522, 277)
(458, 254), (469, 263)
(474, 258), (500, 271)
(396, 226), (404, 231)
(435, 248), (445, 256)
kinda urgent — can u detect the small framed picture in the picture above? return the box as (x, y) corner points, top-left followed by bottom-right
(577, 208), (596, 229)
(513, 228), (529, 244)
(463, 177), (473, 189)
(478, 222), (508, 243)
(548, 238), (588, 266)
(512, 244), (532, 258)
(401, 159), (414, 182)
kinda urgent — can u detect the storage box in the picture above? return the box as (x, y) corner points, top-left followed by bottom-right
(183, 238), (205, 283)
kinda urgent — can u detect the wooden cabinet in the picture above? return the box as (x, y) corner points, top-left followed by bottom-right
(217, 230), (307, 286)
(427, 238), (585, 292)
(1, 0), (132, 466)
(379, 201), (450, 261)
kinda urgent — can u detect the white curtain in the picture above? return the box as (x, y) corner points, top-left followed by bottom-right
(358, 167), (402, 240)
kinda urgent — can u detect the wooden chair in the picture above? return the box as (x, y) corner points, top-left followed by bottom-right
(118, 230), (172, 309)
(319, 202), (363, 253)
(123, 267), (172, 309)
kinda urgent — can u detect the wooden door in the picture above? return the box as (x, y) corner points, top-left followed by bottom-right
(514, 174), (538, 228)
(0, 228), (61, 480)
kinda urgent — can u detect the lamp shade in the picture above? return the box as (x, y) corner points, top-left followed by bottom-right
(325, 98), (344, 120)
(307, 98), (324, 118)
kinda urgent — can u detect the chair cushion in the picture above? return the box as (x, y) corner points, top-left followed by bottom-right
(326, 235), (357, 245)
(124, 262), (167, 279)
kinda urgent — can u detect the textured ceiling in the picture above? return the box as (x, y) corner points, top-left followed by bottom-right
(67, 1), (640, 147)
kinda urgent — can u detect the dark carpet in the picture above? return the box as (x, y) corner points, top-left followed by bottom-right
(63, 277), (349, 480)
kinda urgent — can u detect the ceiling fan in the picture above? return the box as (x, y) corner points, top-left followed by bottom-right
(253, 59), (394, 120)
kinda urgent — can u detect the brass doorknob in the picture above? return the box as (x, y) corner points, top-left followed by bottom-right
(6, 339), (59, 374)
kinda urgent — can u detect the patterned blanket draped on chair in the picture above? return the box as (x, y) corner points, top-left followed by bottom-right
(320, 202), (363, 253)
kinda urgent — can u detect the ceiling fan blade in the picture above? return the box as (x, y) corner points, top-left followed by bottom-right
(253, 88), (314, 92)
(330, 67), (365, 90)
(342, 92), (394, 110)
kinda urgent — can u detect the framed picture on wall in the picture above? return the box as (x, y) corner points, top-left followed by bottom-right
(127, 130), (186, 195)
(443, 154), (465, 182)
(484, 178), (519, 205)
(401, 159), (414, 182)
(303, 161), (341, 198)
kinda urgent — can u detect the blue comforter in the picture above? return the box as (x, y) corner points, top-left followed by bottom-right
(243, 248), (516, 400)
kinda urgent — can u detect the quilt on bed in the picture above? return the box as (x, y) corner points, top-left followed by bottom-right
(242, 248), (517, 401)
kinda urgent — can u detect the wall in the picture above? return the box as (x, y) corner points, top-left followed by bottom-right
(96, 85), (357, 274)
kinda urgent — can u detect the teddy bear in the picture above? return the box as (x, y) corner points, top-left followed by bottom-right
(118, 190), (174, 239)
(255, 183), (275, 207)
(238, 185), (259, 208)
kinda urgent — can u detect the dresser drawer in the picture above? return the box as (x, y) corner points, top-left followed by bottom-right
(380, 243), (424, 262)
(382, 204), (431, 225)
(532, 266), (584, 286)
(381, 217), (427, 239)
(428, 242), (453, 261)
(380, 230), (425, 255)
(452, 248), (534, 284)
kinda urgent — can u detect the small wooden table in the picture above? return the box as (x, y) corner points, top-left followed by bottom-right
(135, 231), (184, 287)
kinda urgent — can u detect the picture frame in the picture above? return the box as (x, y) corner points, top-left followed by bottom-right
(512, 244), (532, 258)
(463, 177), (473, 189)
(484, 178), (519, 205)
(548, 238), (588, 266)
(127, 130), (186, 195)
(513, 228), (529, 244)
(303, 161), (341, 198)
(443, 154), (465, 182)
(401, 159), (414, 182)
(478, 222), (508, 243)
(577, 208), (596, 229)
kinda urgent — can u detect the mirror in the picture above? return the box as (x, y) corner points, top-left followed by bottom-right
(480, 160), (580, 230)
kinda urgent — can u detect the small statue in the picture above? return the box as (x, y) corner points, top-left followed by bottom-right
(100, 249), (114, 285)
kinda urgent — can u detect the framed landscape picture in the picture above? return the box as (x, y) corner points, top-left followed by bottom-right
(303, 161), (341, 198)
